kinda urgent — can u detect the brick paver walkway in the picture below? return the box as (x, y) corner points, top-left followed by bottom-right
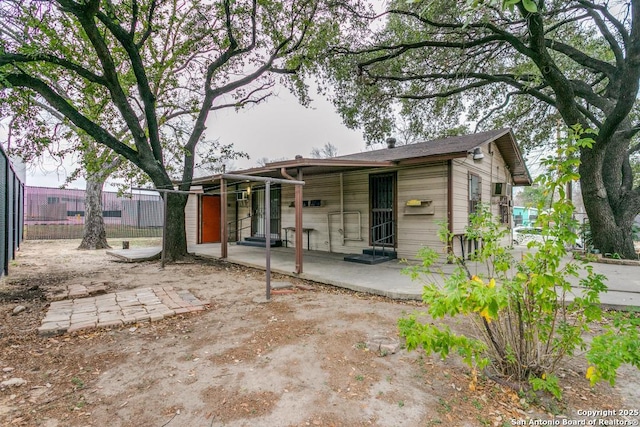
(38, 286), (207, 336)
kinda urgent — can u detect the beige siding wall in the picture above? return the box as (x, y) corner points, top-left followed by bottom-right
(396, 163), (448, 259)
(224, 185), (239, 241)
(274, 164), (448, 259)
(185, 187), (203, 246)
(279, 171), (370, 254)
(227, 183), (250, 241)
(206, 148), (514, 258)
(451, 143), (513, 255)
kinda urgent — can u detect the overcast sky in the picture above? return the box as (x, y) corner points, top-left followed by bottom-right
(14, 84), (371, 190)
(205, 87), (368, 170)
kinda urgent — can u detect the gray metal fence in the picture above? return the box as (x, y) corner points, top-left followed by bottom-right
(0, 147), (24, 277)
(24, 187), (163, 240)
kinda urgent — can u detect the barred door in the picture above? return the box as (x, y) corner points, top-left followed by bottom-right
(251, 185), (281, 239)
(370, 173), (395, 247)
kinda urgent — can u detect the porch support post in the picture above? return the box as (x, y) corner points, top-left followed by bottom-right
(447, 160), (454, 257)
(221, 177), (228, 259)
(295, 168), (303, 274)
(265, 181), (272, 299)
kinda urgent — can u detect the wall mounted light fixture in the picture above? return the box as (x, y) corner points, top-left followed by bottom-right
(471, 147), (485, 160)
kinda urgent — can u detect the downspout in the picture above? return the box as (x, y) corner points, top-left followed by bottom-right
(447, 160), (454, 256)
(280, 167), (296, 182)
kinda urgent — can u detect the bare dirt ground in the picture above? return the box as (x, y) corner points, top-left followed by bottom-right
(1, 239), (639, 427)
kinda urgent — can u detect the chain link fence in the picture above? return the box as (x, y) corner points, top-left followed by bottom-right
(24, 187), (163, 240)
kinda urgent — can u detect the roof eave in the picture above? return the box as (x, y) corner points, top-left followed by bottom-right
(190, 159), (396, 185)
(396, 152), (469, 166)
(266, 158), (395, 169)
(493, 129), (533, 186)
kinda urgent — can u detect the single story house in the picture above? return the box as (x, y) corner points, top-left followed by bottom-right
(185, 128), (531, 268)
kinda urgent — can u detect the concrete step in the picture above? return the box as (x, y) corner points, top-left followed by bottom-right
(343, 254), (392, 265)
(244, 236), (277, 242)
(237, 239), (282, 248)
(362, 248), (397, 259)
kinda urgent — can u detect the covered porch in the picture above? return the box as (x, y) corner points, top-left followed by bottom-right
(106, 242), (640, 309)
(188, 243), (425, 300)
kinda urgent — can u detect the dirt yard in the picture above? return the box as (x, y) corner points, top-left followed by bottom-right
(1, 239), (638, 427)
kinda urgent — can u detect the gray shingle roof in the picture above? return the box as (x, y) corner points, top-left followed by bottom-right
(335, 128), (511, 162)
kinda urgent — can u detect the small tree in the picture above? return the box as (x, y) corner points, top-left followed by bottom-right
(399, 127), (640, 399)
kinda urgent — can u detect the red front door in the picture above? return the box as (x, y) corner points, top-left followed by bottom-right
(201, 195), (221, 243)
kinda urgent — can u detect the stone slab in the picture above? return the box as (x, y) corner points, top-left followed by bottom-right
(39, 287), (208, 336)
(106, 247), (162, 262)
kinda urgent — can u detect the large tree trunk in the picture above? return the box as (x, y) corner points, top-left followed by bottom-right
(579, 134), (639, 260)
(144, 150), (191, 261)
(78, 177), (111, 250)
(163, 192), (189, 261)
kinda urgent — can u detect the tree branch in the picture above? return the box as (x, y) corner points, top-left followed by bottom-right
(474, 90), (523, 131)
(595, 0), (640, 146)
(585, 7), (625, 68)
(384, 8), (534, 56)
(0, 53), (107, 85)
(95, 7), (163, 164)
(523, 4), (588, 130)
(544, 38), (616, 78)
(130, 0), (138, 36)
(282, 0), (319, 55)
(136, 0), (157, 48)
(5, 73), (139, 166)
(56, 0), (152, 158)
(210, 84), (274, 111)
(576, 0), (630, 48)
(357, 34), (510, 70)
(364, 69), (558, 108)
(543, 12), (589, 34)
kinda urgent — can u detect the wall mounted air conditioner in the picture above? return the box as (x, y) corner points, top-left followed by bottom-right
(492, 182), (508, 197)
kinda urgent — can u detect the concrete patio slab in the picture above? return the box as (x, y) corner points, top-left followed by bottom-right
(106, 243), (640, 309)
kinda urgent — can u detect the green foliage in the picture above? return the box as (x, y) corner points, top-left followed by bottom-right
(529, 374), (562, 400)
(399, 128), (638, 399)
(398, 315), (489, 369)
(516, 185), (551, 210)
(586, 312), (640, 386)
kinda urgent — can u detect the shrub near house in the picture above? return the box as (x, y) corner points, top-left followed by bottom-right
(399, 128), (640, 399)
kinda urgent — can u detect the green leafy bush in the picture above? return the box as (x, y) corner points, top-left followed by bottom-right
(399, 127), (640, 398)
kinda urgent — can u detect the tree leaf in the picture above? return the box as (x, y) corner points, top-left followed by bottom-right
(521, 0), (538, 13)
